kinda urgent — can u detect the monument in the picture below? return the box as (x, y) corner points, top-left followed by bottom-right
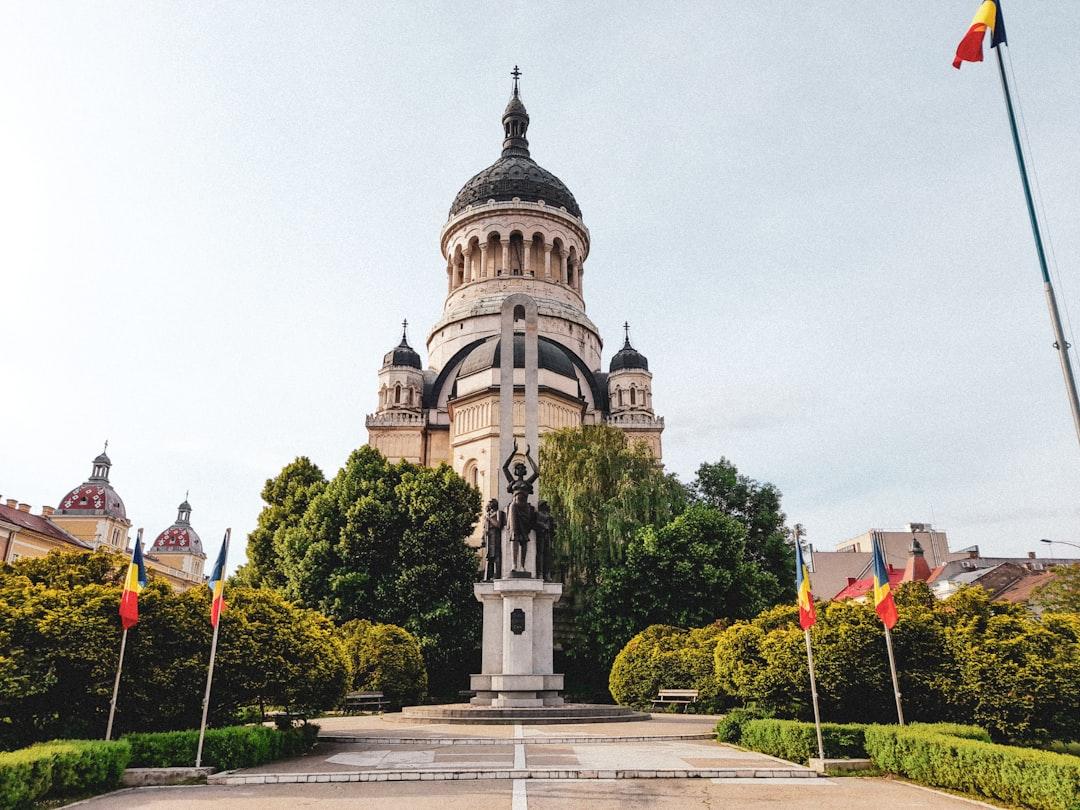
(468, 296), (565, 708)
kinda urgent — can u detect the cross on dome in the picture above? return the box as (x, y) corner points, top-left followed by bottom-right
(511, 65), (521, 97)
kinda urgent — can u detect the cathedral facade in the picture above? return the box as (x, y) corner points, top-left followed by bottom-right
(366, 75), (663, 510)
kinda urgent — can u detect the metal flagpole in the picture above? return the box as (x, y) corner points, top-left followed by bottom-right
(803, 628), (825, 761)
(994, 46), (1080, 447)
(105, 628), (128, 741)
(882, 624), (905, 726)
(196, 528), (230, 768)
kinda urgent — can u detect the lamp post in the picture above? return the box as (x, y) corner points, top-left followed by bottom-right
(1039, 538), (1080, 554)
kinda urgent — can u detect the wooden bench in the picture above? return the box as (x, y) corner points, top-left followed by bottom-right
(344, 691), (388, 714)
(266, 711), (308, 729)
(651, 689), (699, 711)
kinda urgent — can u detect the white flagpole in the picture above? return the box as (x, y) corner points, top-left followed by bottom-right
(196, 528), (230, 768)
(106, 527), (142, 741)
(105, 627), (128, 741)
(804, 628), (825, 761)
(883, 623), (905, 726)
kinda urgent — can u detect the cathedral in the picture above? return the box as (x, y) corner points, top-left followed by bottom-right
(366, 72), (664, 509)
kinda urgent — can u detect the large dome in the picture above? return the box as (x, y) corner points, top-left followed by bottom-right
(149, 499), (206, 558)
(449, 155), (581, 219)
(448, 81), (581, 219)
(458, 334), (577, 379)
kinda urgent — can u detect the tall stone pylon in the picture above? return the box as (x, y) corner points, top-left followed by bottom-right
(470, 294), (564, 708)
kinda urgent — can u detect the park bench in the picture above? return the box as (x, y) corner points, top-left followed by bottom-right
(344, 691), (388, 714)
(651, 689), (699, 711)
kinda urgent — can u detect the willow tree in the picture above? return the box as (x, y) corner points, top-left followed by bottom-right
(538, 424), (685, 584)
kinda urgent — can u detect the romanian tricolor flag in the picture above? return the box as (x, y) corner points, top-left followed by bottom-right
(795, 539), (816, 630)
(207, 531), (230, 627)
(119, 532), (148, 630)
(871, 536), (898, 629)
(953, 0), (1007, 69)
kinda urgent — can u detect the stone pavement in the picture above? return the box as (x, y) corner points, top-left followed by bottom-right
(74, 777), (990, 808)
(210, 713), (801, 785)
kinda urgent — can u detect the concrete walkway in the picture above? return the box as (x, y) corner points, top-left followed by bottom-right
(75, 777), (994, 808)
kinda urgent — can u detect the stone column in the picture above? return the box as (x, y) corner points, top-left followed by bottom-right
(501, 241), (509, 275)
(462, 248), (472, 284)
(479, 243), (488, 279)
(543, 244), (552, 279)
(558, 252), (566, 284)
(523, 240), (532, 276)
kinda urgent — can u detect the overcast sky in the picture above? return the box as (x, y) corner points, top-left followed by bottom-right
(3, 2), (1079, 572)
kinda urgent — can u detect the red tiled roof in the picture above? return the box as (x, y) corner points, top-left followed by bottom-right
(833, 564), (904, 601)
(0, 503), (91, 549)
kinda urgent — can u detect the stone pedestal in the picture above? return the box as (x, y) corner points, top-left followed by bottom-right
(470, 577), (564, 708)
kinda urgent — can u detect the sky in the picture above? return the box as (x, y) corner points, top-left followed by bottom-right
(3, 2), (1080, 573)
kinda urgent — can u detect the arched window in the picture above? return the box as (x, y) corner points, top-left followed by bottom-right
(617, 388), (624, 407)
(463, 460), (479, 490)
(395, 384), (402, 404)
(630, 387), (637, 406)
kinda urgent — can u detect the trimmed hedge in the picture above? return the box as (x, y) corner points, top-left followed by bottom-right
(0, 739), (130, 810)
(732, 719), (991, 764)
(739, 719), (868, 763)
(865, 725), (1080, 810)
(715, 707), (772, 744)
(125, 723), (319, 771)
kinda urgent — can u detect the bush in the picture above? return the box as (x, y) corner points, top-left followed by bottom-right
(125, 723), (318, 771)
(0, 739), (130, 809)
(865, 725), (1080, 810)
(715, 706), (772, 744)
(340, 620), (428, 708)
(736, 719), (991, 765)
(740, 719), (868, 763)
(609, 624), (726, 711)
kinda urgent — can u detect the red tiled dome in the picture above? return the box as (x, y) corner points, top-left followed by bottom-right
(149, 499), (206, 558)
(56, 450), (127, 519)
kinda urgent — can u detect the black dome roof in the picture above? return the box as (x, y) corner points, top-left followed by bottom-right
(448, 81), (581, 219)
(458, 334), (577, 379)
(609, 337), (649, 372)
(383, 324), (422, 369)
(449, 155), (581, 219)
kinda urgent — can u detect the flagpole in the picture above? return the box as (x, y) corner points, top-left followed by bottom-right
(803, 628), (825, 761)
(994, 46), (1080, 447)
(196, 528), (230, 769)
(105, 627), (128, 741)
(882, 624), (905, 725)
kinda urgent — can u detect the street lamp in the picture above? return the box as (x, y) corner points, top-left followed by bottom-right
(1039, 538), (1080, 553)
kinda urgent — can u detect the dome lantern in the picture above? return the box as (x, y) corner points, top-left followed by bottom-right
(609, 322), (650, 372)
(501, 66), (530, 158)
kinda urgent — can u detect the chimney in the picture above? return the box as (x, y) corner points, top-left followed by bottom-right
(847, 577), (857, 585)
(5, 499), (16, 509)
(41, 506), (55, 517)
(17, 503), (31, 513)
(1027, 551), (1036, 559)
(902, 536), (932, 583)
(968, 550), (979, 559)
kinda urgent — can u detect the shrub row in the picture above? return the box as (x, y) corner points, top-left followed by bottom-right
(125, 723), (319, 771)
(0, 739), (130, 810)
(739, 719), (869, 763)
(864, 725), (1080, 810)
(725, 717), (990, 764)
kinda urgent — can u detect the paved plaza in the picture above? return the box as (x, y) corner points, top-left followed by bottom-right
(74, 715), (991, 808)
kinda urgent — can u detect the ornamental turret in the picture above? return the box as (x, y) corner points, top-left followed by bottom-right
(148, 496), (207, 579)
(377, 320), (424, 414)
(51, 443), (132, 550)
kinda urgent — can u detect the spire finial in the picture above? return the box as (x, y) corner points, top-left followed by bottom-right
(401, 318), (409, 343)
(511, 65), (521, 97)
(185, 489), (189, 501)
(623, 321), (631, 346)
(103, 439), (109, 454)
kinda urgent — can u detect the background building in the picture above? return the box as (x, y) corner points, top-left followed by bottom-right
(366, 77), (664, 512)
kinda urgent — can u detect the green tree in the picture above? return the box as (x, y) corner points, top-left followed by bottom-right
(340, 620), (428, 707)
(279, 446), (481, 695)
(0, 551), (350, 748)
(538, 425), (686, 583)
(690, 459), (794, 599)
(608, 623), (726, 711)
(1031, 565), (1080, 614)
(585, 505), (781, 667)
(235, 457), (326, 588)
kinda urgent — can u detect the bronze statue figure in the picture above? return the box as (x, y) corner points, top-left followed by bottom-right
(481, 498), (504, 581)
(534, 500), (555, 581)
(503, 442), (538, 574)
